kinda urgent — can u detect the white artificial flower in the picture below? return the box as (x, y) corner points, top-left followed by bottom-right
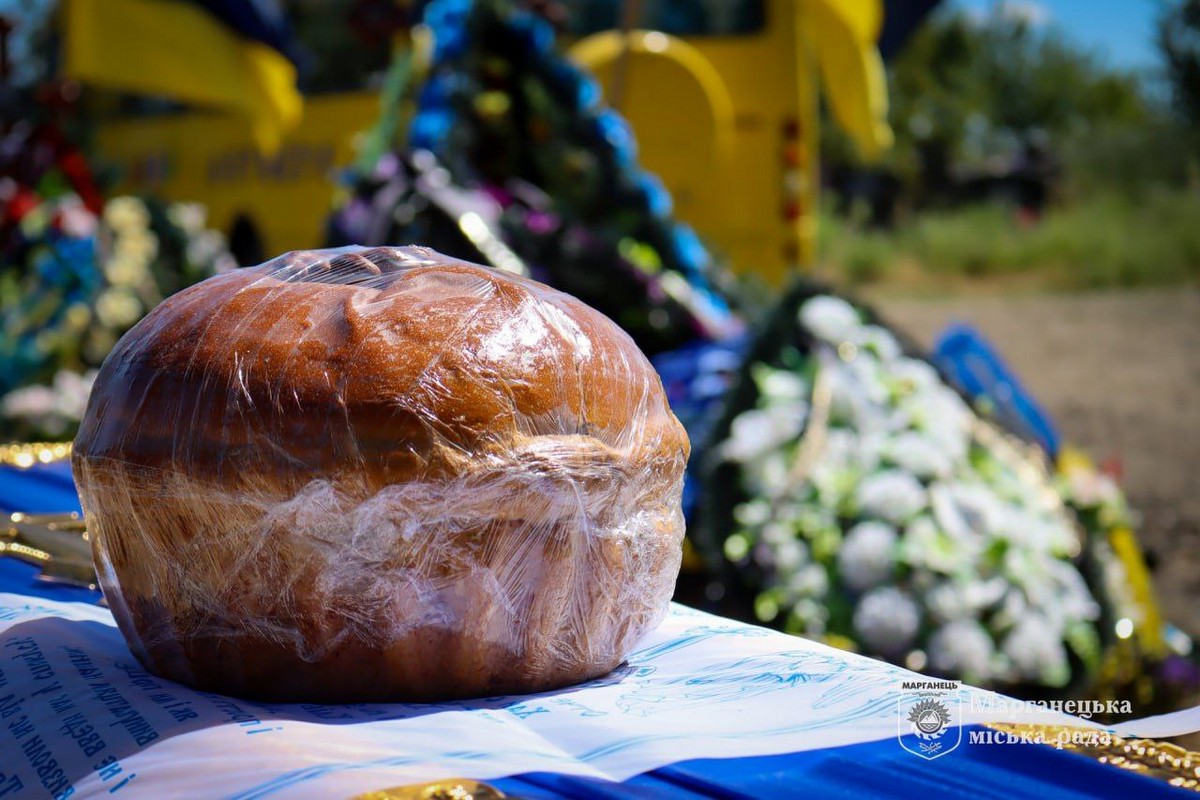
(104, 252), (150, 286)
(857, 469), (927, 523)
(734, 498), (771, 528)
(116, 229), (159, 262)
(52, 369), (97, 420)
(925, 582), (971, 623)
(791, 597), (829, 635)
(722, 403), (807, 463)
(1001, 615), (1069, 685)
(837, 520), (898, 591)
(846, 356), (890, 407)
(810, 461), (859, 510)
(1036, 560), (1101, 627)
(925, 577), (1009, 624)
(57, 196), (98, 239)
(760, 521), (794, 547)
(992, 588), (1029, 632)
(889, 357), (941, 395)
(965, 576), (1010, 611)
(1037, 517), (1079, 554)
(932, 482), (1004, 540)
(187, 230), (226, 267)
(103, 196), (149, 231)
(753, 365), (809, 403)
(853, 587), (921, 657)
(213, 253), (238, 273)
(877, 406), (914, 435)
(799, 295), (861, 343)
(906, 387), (972, 458)
(167, 201), (207, 234)
(928, 620), (995, 680)
(745, 451), (792, 497)
(792, 504), (839, 539)
(1000, 531), (1062, 592)
(826, 356), (888, 430)
(826, 366), (867, 427)
(930, 483), (973, 541)
(992, 509), (1074, 555)
(771, 538), (808, 572)
(886, 431), (955, 480)
(0, 369), (97, 435)
(820, 428), (856, 469)
(1, 385), (58, 420)
(922, 415), (971, 464)
(855, 429), (888, 470)
(1065, 469), (1122, 510)
(901, 515), (976, 574)
(95, 288), (143, 328)
(853, 324), (902, 362)
(784, 564), (829, 600)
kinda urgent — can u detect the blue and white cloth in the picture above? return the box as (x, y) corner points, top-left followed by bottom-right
(1, 462), (1196, 799)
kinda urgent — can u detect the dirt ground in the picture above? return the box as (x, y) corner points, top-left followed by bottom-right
(867, 288), (1200, 641)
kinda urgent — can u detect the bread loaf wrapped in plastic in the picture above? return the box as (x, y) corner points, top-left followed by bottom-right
(73, 246), (689, 702)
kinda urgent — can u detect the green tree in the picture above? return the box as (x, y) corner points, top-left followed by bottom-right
(827, 9), (1162, 202)
(1160, 0), (1200, 129)
(283, 0), (399, 93)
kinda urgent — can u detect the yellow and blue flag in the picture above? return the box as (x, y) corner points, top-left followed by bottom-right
(63, 0), (302, 152)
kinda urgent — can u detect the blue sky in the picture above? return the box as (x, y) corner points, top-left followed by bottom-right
(0, 0), (1166, 78)
(949, 0), (1162, 73)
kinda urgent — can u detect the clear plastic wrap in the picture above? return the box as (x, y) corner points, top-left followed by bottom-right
(72, 246), (690, 702)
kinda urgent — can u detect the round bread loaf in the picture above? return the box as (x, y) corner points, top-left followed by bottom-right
(73, 246), (689, 702)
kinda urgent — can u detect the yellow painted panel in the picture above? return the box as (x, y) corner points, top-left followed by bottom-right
(96, 92), (379, 256)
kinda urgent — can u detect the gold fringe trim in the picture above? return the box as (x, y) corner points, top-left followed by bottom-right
(353, 779), (506, 799)
(0, 442), (72, 468)
(986, 723), (1200, 792)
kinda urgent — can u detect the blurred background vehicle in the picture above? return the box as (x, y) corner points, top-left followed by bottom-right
(87, 0), (935, 281)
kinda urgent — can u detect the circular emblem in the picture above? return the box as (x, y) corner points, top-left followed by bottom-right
(907, 699), (951, 740)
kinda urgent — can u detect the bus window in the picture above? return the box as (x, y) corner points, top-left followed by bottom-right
(563, 0), (766, 37)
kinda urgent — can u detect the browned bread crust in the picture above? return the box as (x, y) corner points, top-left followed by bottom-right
(74, 246), (689, 702)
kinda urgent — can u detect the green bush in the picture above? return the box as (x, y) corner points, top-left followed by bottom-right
(819, 224), (892, 286)
(906, 205), (1019, 277)
(819, 189), (1200, 290)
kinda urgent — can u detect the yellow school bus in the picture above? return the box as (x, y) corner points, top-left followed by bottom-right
(95, 0), (885, 283)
